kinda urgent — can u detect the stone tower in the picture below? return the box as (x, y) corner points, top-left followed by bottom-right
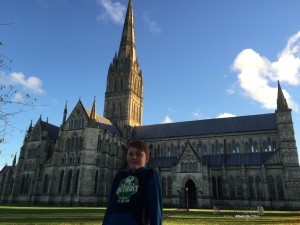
(104, 0), (143, 136)
(275, 81), (298, 165)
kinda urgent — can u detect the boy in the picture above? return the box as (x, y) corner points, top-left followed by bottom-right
(102, 140), (162, 225)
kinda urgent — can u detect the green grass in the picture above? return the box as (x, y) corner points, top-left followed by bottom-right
(0, 206), (299, 225)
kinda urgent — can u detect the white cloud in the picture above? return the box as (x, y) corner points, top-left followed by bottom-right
(192, 108), (203, 119)
(96, 0), (126, 25)
(161, 116), (173, 124)
(143, 12), (162, 34)
(232, 31), (300, 112)
(0, 71), (45, 94)
(226, 87), (235, 95)
(217, 113), (236, 118)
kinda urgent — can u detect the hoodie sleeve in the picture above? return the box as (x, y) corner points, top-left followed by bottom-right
(102, 173), (118, 225)
(147, 171), (163, 225)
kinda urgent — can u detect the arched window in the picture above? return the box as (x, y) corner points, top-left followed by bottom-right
(217, 176), (223, 199)
(10, 178), (14, 194)
(75, 136), (79, 151)
(97, 136), (102, 152)
(229, 176), (235, 198)
(272, 141), (277, 151)
(94, 171), (98, 195)
(212, 176), (217, 198)
(66, 170), (73, 193)
(268, 175), (276, 200)
(248, 176), (255, 198)
(276, 176), (285, 200)
(74, 170), (80, 194)
(71, 137), (75, 151)
(267, 137), (272, 152)
(236, 176), (243, 199)
(255, 176), (263, 199)
(79, 137), (84, 150)
(20, 174), (25, 194)
(62, 155), (66, 165)
(24, 174), (31, 194)
(43, 174), (49, 194)
(58, 170), (64, 193)
(211, 144), (216, 154)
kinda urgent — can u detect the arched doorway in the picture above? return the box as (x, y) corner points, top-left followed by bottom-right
(185, 179), (197, 208)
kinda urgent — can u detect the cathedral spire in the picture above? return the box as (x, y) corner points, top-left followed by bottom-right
(104, 0), (143, 135)
(90, 97), (97, 121)
(12, 153), (16, 167)
(118, 0), (136, 63)
(62, 101), (68, 124)
(276, 80), (290, 112)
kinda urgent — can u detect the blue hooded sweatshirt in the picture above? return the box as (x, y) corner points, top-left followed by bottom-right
(102, 167), (162, 225)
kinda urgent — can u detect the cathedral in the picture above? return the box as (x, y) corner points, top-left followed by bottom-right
(1, 0), (300, 209)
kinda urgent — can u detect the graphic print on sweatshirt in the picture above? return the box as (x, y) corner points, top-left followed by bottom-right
(116, 175), (139, 203)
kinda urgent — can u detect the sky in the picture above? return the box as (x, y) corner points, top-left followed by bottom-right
(1, 0), (300, 169)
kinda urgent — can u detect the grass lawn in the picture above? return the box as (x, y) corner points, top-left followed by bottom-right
(0, 206), (299, 225)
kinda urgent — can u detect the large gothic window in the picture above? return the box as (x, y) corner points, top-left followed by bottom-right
(74, 170), (80, 194)
(66, 170), (73, 193)
(58, 170), (64, 193)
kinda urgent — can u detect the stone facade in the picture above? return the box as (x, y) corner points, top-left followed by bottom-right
(1, 0), (300, 209)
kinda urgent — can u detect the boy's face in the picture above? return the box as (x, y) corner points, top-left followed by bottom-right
(127, 146), (149, 170)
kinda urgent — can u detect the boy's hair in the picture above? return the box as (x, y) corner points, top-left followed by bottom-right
(127, 140), (150, 158)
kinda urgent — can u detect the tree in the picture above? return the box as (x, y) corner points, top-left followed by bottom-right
(1, 23), (38, 144)
(0, 23), (13, 71)
(0, 85), (37, 143)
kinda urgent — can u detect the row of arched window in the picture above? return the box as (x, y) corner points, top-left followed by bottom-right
(20, 174), (31, 194)
(151, 137), (277, 158)
(57, 169), (80, 194)
(24, 161), (35, 171)
(61, 155), (81, 166)
(131, 102), (141, 122)
(212, 174), (285, 200)
(64, 136), (84, 151)
(132, 77), (142, 95)
(180, 162), (198, 172)
(68, 118), (85, 130)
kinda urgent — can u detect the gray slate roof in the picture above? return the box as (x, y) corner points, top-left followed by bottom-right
(0, 165), (12, 175)
(40, 121), (60, 140)
(132, 113), (277, 140)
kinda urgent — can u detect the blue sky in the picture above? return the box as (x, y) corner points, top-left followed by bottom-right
(1, 0), (300, 168)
